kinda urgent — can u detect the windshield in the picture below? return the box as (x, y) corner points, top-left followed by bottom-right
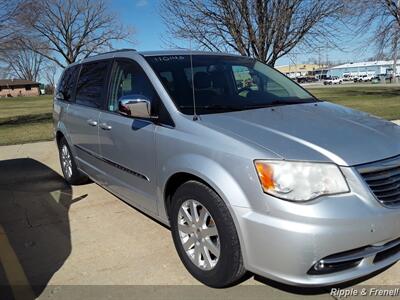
(145, 55), (317, 115)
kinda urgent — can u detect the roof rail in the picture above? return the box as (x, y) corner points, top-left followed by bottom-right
(104, 48), (137, 54)
(86, 48), (137, 59)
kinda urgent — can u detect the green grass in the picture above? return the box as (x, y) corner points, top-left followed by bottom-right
(0, 95), (53, 145)
(1, 85), (400, 145)
(0, 95), (53, 124)
(0, 120), (53, 146)
(306, 85), (400, 120)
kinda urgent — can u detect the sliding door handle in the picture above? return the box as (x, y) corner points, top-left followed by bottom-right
(87, 119), (98, 126)
(99, 123), (112, 130)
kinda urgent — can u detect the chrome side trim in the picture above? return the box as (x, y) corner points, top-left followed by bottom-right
(74, 145), (150, 182)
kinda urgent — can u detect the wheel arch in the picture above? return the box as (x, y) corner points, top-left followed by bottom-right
(54, 121), (74, 153)
(55, 130), (65, 147)
(159, 154), (250, 222)
(164, 172), (211, 220)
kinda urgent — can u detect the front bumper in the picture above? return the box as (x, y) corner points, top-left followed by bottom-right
(232, 167), (400, 287)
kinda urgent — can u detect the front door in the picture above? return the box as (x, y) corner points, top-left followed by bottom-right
(67, 60), (111, 181)
(98, 58), (158, 213)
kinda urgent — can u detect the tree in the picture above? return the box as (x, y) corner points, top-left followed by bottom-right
(43, 62), (58, 93)
(0, 41), (45, 81)
(382, 0), (400, 82)
(353, 0), (400, 82)
(383, 0), (400, 27)
(160, 0), (346, 66)
(18, 0), (134, 68)
(0, 0), (21, 49)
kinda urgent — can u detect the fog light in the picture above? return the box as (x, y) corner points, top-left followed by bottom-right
(308, 258), (362, 275)
(314, 260), (325, 271)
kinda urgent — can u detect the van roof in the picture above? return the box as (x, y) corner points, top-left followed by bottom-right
(82, 48), (240, 60)
(66, 49), (245, 69)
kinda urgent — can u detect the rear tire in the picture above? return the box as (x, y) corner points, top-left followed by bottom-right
(58, 137), (90, 185)
(170, 180), (247, 288)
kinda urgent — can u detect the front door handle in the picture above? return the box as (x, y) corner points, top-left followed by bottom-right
(87, 119), (98, 126)
(99, 123), (112, 130)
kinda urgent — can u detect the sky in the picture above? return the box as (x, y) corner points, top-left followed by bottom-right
(110, 0), (168, 51)
(0, 0), (376, 81)
(110, 0), (377, 67)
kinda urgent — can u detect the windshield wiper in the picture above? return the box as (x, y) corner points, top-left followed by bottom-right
(179, 105), (245, 111)
(243, 100), (312, 109)
(179, 100), (312, 112)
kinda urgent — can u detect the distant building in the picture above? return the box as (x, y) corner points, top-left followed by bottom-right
(275, 64), (327, 78)
(328, 60), (400, 78)
(0, 79), (40, 98)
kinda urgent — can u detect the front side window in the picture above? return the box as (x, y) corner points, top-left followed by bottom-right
(56, 65), (80, 102)
(146, 55), (317, 115)
(108, 59), (159, 112)
(76, 61), (110, 108)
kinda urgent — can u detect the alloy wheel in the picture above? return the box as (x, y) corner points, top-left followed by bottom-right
(177, 199), (220, 270)
(61, 144), (73, 179)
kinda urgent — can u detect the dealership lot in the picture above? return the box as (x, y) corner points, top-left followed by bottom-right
(0, 141), (399, 299)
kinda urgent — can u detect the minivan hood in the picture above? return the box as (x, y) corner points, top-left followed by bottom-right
(200, 102), (400, 166)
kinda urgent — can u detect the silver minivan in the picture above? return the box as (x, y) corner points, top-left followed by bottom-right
(54, 49), (400, 288)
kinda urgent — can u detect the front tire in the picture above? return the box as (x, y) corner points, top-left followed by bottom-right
(170, 181), (246, 288)
(58, 137), (89, 185)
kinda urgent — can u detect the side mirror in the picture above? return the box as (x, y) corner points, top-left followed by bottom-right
(118, 96), (151, 119)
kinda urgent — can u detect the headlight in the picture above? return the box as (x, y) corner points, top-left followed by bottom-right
(254, 160), (349, 201)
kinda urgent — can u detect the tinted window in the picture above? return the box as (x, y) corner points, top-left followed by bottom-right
(56, 65), (80, 101)
(232, 65), (259, 92)
(159, 71), (176, 93)
(146, 55), (316, 115)
(108, 59), (159, 113)
(232, 65), (289, 98)
(76, 61), (109, 108)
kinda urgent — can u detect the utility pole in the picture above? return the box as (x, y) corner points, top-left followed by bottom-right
(393, 29), (398, 84)
(393, 0), (400, 83)
(317, 46), (322, 70)
(288, 51), (299, 79)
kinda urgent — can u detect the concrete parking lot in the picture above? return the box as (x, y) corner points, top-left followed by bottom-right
(0, 141), (399, 299)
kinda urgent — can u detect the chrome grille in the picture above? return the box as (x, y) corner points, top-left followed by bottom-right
(356, 155), (400, 208)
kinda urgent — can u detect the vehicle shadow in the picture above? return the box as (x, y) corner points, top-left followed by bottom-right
(0, 158), (86, 299)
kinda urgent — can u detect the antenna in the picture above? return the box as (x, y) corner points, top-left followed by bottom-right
(189, 40), (198, 121)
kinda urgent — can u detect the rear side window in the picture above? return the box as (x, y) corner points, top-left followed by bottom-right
(76, 60), (110, 108)
(56, 65), (80, 101)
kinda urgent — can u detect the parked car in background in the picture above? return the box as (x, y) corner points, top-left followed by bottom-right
(323, 76), (342, 85)
(296, 76), (319, 84)
(360, 75), (373, 82)
(54, 49), (400, 288)
(354, 75), (373, 82)
(342, 74), (354, 82)
(371, 76), (380, 84)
